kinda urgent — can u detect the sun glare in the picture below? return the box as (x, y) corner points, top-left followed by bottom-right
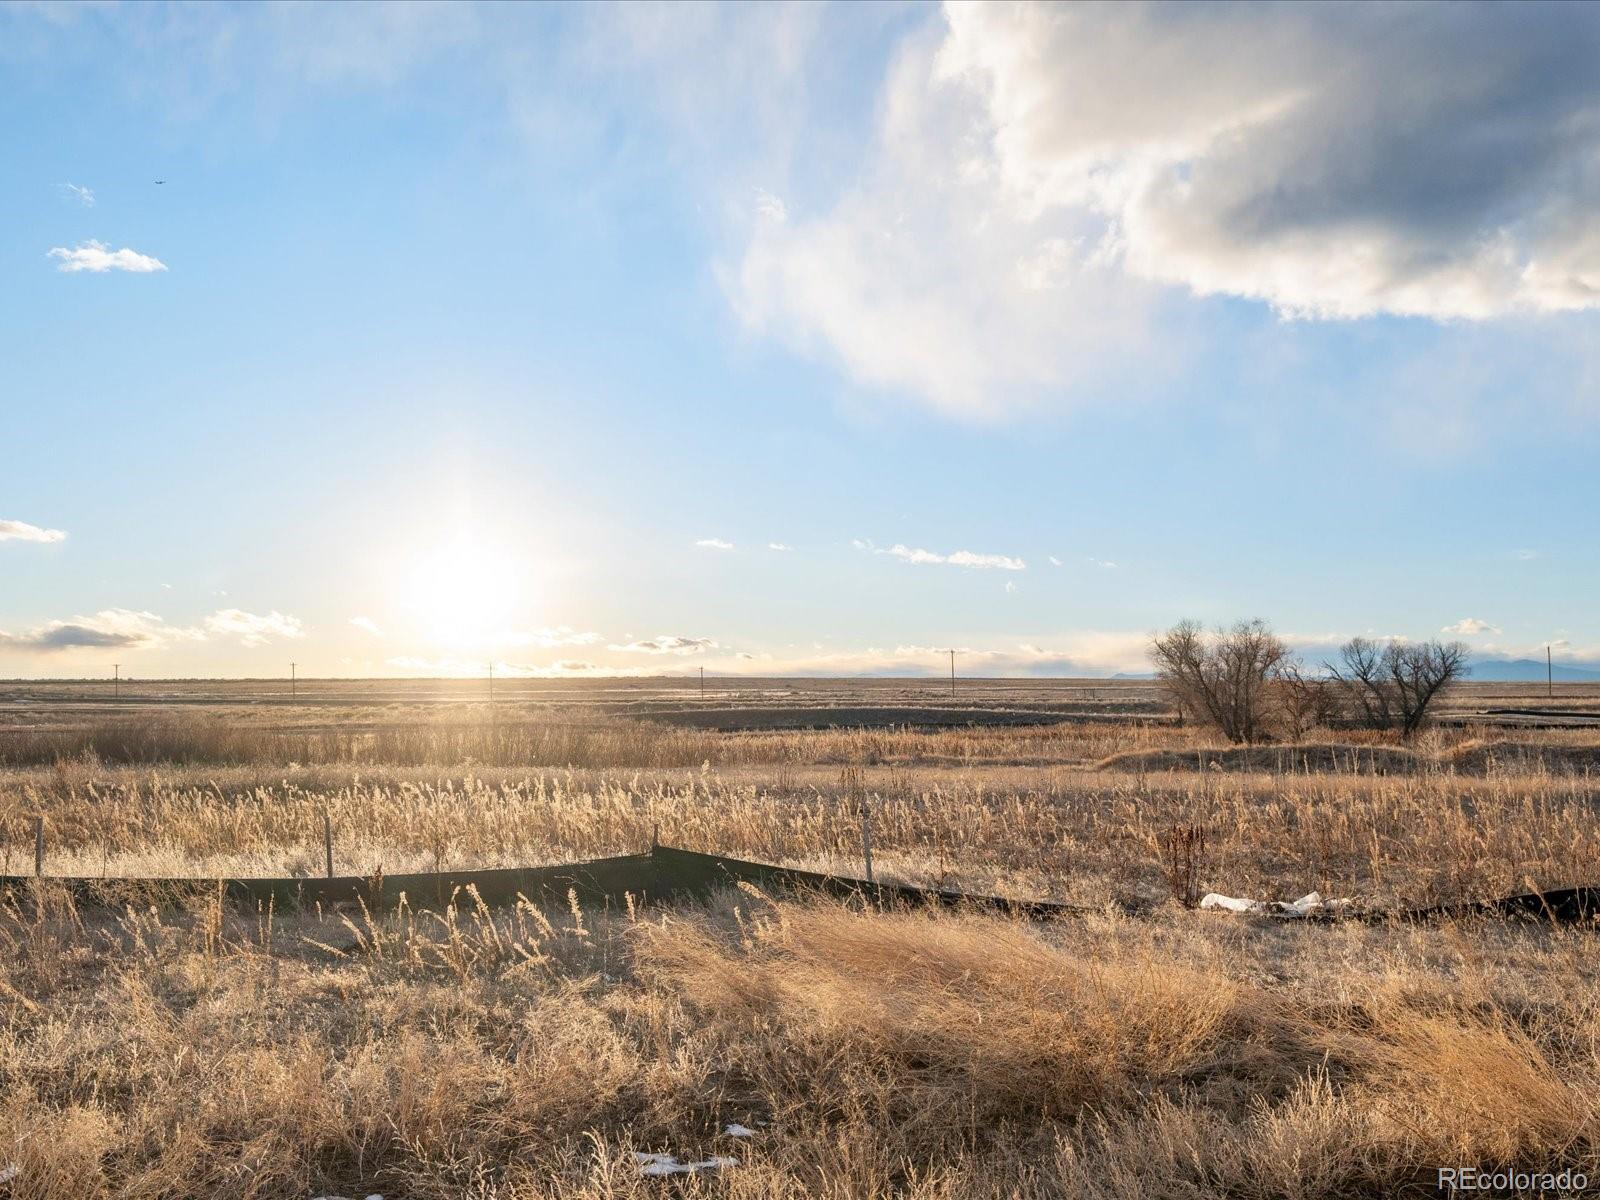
(397, 540), (533, 647)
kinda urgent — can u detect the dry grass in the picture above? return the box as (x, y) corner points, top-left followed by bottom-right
(3, 888), (1599, 1198)
(6, 693), (1600, 1196)
(7, 743), (1600, 909)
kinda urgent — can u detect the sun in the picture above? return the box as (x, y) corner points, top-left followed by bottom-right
(397, 539), (534, 648)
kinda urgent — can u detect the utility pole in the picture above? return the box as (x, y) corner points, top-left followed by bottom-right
(488, 661), (495, 706)
(1548, 645), (1554, 699)
(699, 666), (705, 700)
(290, 662), (297, 700)
(949, 649), (956, 698)
(113, 663), (119, 701)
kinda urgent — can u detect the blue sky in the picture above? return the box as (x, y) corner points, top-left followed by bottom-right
(4, 2), (1599, 678)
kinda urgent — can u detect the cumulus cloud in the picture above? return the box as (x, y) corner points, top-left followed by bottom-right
(0, 519), (66, 543)
(868, 541), (1026, 570)
(1442, 617), (1500, 636)
(768, 542), (791, 551)
(730, 3), (1600, 412)
(0, 609), (171, 653)
(694, 538), (734, 550)
(48, 240), (167, 273)
(350, 616), (383, 637)
(609, 635), (718, 655)
(942, 4), (1600, 320)
(202, 609), (305, 647)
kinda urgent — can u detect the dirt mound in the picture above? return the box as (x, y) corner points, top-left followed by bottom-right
(1443, 740), (1600, 775)
(1096, 743), (1422, 774)
(1100, 739), (1600, 776)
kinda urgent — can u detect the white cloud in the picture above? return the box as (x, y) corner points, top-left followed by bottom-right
(1088, 557), (1118, 570)
(350, 616), (383, 637)
(694, 538), (734, 550)
(202, 608), (305, 647)
(768, 542), (791, 551)
(729, 4), (1600, 413)
(62, 182), (94, 207)
(48, 240), (167, 273)
(754, 188), (787, 222)
(609, 635), (718, 655)
(0, 519), (66, 543)
(1513, 549), (1540, 561)
(1048, 556), (1063, 567)
(875, 542), (1026, 571)
(1003, 581), (1017, 594)
(1442, 618), (1500, 636)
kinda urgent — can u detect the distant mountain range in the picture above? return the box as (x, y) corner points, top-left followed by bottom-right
(1114, 661), (1600, 683)
(1467, 658), (1600, 682)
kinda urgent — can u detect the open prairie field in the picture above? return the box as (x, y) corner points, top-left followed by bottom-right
(5, 678), (1600, 1198)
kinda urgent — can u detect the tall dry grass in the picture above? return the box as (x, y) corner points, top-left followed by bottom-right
(7, 751), (1600, 908)
(0, 711), (1181, 771)
(2, 889), (1598, 1198)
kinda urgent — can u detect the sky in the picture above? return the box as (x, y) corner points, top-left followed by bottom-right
(3, 1), (1600, 680)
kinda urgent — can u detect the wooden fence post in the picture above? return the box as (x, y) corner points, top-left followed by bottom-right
(34, 816), (44, 878)
(323, 811), (334, 879)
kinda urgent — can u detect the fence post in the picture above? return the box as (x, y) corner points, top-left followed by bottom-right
(34, 816), (44, 878)
(861, 805), (874, 886)
(323, 811), (334, 879)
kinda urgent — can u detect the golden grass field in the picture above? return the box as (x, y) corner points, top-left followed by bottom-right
(4, 677), (1600, 1198)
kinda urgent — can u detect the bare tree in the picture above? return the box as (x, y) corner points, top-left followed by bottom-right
(1325, 638), (1469, 738)
(1274, 659), (1340, 741)
(1150, 619), (1289, 743)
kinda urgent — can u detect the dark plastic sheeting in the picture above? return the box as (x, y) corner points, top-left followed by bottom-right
(0, 844), (1083, 917)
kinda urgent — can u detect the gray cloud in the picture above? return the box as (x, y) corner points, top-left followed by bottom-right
(944, 2), (1600, 320)
(0, 609), (166, 653)
(0, 607), (306, 654)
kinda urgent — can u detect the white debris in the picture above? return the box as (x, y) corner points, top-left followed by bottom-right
(634, 1151), (738, 1176)
(1202, 891), (1351, 918)
(1200, 893), (1268, 914)
(724, 1123), (757, 1138)
(0, 1165), (18, 1185)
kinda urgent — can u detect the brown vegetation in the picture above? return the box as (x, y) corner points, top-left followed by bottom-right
(1151, 622), (1470, 743)
(4, 686), (1600, 1197)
